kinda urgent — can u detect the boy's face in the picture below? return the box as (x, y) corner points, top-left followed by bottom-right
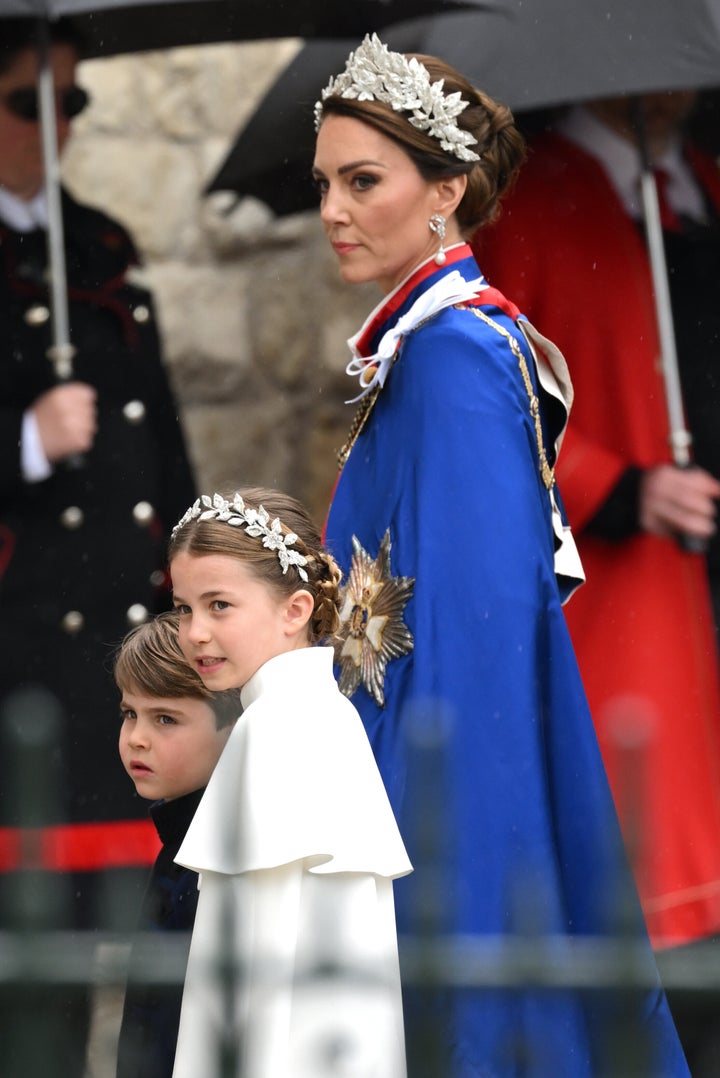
(118, 689), (233, 802)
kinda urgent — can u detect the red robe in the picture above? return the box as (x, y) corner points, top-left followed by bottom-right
(475, 132), (720, 948)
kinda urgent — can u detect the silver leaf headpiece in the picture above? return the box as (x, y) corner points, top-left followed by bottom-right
(314, 33), (480, 163)
(172, 493), (309, 582)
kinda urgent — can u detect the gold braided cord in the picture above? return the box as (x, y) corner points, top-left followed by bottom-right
(460, 306), (555, 490)
(337, 384), (382, 469)
(336, 305), (555, 491)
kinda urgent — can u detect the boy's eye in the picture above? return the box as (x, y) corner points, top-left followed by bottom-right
(158, 714), (176, 726)
(120, 709), (136, 723)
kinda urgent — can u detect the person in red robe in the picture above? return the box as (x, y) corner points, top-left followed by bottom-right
(474, 91), (720, 1073)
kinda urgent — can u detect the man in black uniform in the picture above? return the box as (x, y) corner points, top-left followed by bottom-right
(0, 18), (196, 1074)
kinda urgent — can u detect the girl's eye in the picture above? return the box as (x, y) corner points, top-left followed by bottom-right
(212, 600), (230, 611)
(158, 714), (176, 726)
(174, 603), (190, 616)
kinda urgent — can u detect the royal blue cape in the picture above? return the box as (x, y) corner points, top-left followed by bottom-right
(325, 247), (688, 1076)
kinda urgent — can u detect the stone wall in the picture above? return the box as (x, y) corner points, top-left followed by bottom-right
(62, 40), (379, 523)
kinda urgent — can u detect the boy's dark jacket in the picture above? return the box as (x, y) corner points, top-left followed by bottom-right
(116, 788), (203, 1078)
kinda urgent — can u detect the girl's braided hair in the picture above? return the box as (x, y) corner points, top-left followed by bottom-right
(168, 486), (342, 644)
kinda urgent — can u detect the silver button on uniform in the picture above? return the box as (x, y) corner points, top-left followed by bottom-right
(24, 304), (51, 326)
(61, 611), (84, 634)
(122, 400), (146, 424)
(126, 604), (149, 627)
(132, 501), (155, 526)
(59, 506), (84, 529)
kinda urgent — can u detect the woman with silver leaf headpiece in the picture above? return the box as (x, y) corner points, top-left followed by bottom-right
(314, 33), (689, 1078)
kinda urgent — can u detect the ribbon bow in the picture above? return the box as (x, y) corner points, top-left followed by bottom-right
(345, 271), (487, 403)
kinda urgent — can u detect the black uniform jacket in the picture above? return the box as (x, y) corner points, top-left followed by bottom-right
(115, 790), (203, 1078)
(0, 190), (196, 865)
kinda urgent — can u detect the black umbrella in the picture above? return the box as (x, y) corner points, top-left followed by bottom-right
(2, 0), (480, 382)
(207, 0), (720, 475)
(208, 0), (720, 211)
(5, 0), (484, 57)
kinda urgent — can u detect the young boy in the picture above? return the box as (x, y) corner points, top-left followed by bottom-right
(114, 610), (241, 1078)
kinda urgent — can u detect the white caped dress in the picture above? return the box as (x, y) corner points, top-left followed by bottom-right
(171, 646), (413, 1078)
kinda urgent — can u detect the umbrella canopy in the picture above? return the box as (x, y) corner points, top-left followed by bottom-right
(1, 0), (484, 56)
(207, 0), (720, 212)
(409, 0), (720, 111)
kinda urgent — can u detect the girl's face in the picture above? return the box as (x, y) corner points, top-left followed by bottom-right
(171, 552), (308, 691)
(313, 113), (451, 294)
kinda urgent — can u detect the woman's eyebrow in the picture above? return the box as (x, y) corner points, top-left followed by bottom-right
(312, 158), (386, 178)
(338, 158), (386, 174)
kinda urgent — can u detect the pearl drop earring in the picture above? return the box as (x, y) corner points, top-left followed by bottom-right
(429, 214), (447, 265)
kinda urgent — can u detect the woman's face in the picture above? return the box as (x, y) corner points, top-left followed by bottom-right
(313, 113), (449, 294)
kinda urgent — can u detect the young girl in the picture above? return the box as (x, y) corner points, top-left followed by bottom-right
(168, 486), (412, 1078)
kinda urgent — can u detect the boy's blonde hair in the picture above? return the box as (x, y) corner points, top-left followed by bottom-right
(114, 611), (241, 730)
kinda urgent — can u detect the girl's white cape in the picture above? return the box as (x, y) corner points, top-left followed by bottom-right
(172, 646), (412, 1078)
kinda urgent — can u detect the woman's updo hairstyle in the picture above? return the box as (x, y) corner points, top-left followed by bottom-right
(319, 53), (525, 234)
(169, 486), (342, 645)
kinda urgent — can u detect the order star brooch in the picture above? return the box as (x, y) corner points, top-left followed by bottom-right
(334, 530), (415, 707)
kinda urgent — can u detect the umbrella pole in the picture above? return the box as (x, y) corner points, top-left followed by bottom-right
(632, 101), (706, 552)
(36, 18), (76, 382)
(632, 103), (692, 468)
(637, 171), (694, 465)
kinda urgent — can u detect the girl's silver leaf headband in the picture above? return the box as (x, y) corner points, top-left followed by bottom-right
(172, 493), (309, 582)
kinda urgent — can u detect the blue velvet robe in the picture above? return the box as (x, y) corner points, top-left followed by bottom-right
(324, 245), (688, 1076)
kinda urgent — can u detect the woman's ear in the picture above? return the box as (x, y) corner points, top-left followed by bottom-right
(434, 173), (468, 218)
(284, 589), (315, 637)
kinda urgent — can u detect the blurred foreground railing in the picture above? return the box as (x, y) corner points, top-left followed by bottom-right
(2, 687), (717, 1076)
(2, 925), (720, 993)
(1, 927), (719, 1076)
